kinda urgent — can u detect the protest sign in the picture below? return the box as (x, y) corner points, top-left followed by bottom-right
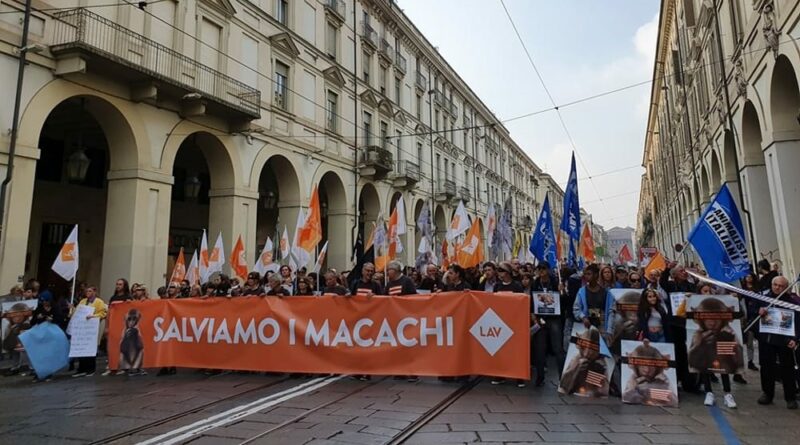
(69, 305), (100, 358)
(621, 340), (678, 407)
(19, 322), (69, 379)
(532, 292), (561, 315)
(759, 307), (795, 337)
(558, 324), (615, 398)
(1, 299), (37, 354)
(107, 291), (531, 379)
(609, 289), (643, 353)
(685, 294), (744, 375)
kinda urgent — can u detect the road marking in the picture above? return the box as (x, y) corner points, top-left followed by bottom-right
(136, 375), (343, 445)
(708, 405), (741, 445)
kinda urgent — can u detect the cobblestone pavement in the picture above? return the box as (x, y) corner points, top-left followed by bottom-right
(0, 359), (798, 444)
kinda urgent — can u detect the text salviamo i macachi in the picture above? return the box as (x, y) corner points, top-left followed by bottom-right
(152, 316), (456, 347)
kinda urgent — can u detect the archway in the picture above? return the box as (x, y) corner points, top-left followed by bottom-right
(741, 100), (779, 263)
(709, 151), (722, 196)
(767, 55), (800, 275)
(168, 132), (236, 278)
(358, 184), (380, 249)
(698, 164), (710, 204)
(256, 155), (301, 262)
(413, 199), (426, 249)
(27, 97), (117, 295)
(434, 204), (447, 247)
(318, 171), (347, 270)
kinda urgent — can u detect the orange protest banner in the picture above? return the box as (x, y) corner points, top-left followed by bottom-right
(107, 292), (530, 379)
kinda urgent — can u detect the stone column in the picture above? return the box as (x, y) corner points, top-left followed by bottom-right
(101, 169), (173, 295)
(740, 165), (780, 264)
(0, 144), (39, 291)
(765, 139), (800, 278)
(325, 208), (353, 271)
(208, 188), (259, 276)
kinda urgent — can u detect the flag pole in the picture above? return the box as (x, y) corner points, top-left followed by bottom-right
(70, 275), (77, 306)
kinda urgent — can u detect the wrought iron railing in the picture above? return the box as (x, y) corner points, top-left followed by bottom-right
(379, 37), (392, 59)
(324, 0), (346, 21)
(395, 160), (420, 181)
(395, 52), (407, 74)
(361, 22), (377, 48)
(459, 186), (471, 201)
(51, 8), (261, 118)
(437, 179), (456, 196)
(362, 145), (394, 170)
(415, 71), (426, 90)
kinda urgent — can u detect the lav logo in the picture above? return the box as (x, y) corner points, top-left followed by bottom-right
(469, 309), (513, 356)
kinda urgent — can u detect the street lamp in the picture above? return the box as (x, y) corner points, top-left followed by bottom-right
(260, 190), (277, 210)
(66, 148), (91, 183)
(184, 176), (202, 200)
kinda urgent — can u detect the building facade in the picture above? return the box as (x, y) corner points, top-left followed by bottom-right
(606, 226), (635, 263)
(0, 0), (562, 295)
(638, 0), (800, 278)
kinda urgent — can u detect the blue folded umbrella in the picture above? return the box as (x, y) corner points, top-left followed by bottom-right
(19, 322), (70, 379)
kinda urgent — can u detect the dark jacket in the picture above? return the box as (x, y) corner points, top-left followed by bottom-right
(385, 276), (417, 296)
(350, 279), (383, 296)
(31, 303), (66, 330)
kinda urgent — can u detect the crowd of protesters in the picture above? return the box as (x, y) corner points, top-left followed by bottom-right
(1, 257), (798, 410)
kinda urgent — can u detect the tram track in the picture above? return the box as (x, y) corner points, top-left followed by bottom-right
(88, 375), (293, 445)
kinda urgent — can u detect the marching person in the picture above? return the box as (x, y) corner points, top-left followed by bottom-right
(532, 261), (566, 384)
(266, 274), (291, 297)
(384, 261), (417, 296)
(573, 264), (615, 336)
(756, 275), (800, 409)
(481, 262), (498, 292)
(442, 265), (470, 291)
(419, 264), (443, 292)
(71, 286), (107, 378)
(349, 262), (383, 297)
(242, 272), (266, 296)
(322, 271), (349, 295)
(492, 262), (525, 387)
(660, 262), (698, 393)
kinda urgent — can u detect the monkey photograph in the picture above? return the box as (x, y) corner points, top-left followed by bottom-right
(686, 295), (744, 375)
(621, 340), (678, 407)
(559, 325), (615, 398)
(118, 308), (145, 374)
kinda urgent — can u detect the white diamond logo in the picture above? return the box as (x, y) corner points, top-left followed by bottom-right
(469, 308), (513, 356)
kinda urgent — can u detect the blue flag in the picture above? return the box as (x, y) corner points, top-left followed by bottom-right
(18, 322), (69, 379)
(529, 195), (558, 267)
(560, 153), (581, 266)
(687, 184), (751, 282)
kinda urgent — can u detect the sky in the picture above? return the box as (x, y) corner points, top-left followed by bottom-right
(400, 0), (660, 230)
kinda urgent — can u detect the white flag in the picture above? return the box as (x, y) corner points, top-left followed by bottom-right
(417, 235), (430, 254)
(186, 251), (200, 286)
(280, 226), (290, 262)
(208, 232), (225, 275)
(291, 209), (311, 268)
(312, 241), (329, 274)
(254, 237), (279, 276)
(446, 201), (470, 241)
(51, 225), (79, 281)
(199, 229), (210, 284)
(395, 196), (407, 235)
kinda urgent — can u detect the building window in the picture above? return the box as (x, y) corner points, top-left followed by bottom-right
(444, 159), (449, 180)
(417, 141), (423, 165)
(363, 51), (371, 84)
(274, 60), (289, 110)
(434, 110), (439, 131)
(276, 0), (288, 26)
(326, 21), (338, 59)
(380, 121), (389, 149)
(416, 93), (422, 119)
(380, 66), (387, 95)
(326, 90), (338, 132)
(436, 154), (441, 180)
(363, 111), (372, 146)
(396, 130), (402, 161)
(395, 77), (401, 106)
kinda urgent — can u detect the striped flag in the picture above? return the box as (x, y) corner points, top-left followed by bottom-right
(716, 341), (738, 356)
(585, 370), (605, 387)
(649, 388), (673, 403)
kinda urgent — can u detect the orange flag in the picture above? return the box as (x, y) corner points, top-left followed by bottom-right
(581, 222), (596, 263)
(618, 244), (633, 264)
(231, 235), (248, 281)
(298, 186), (323, 252)
(456, 217), (484, 268)
(644, 251), (667, 277)
(441, 239), (451, 269)
(169, 247), (186, 285)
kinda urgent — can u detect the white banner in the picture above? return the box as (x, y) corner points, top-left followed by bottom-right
(759, 307), (796, 337)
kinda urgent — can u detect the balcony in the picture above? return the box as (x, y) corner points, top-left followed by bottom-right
(361, 22), (378, 51)
(392, 160), (420, 188)
(360, 145), (393, 178)
(485, 138), (497, 151)
(433, 90), (445, 107)
(415, 71), (426, 92)
(394, 52), (407, 75)
(435, 179), (457, 202)
(50, 8), (260, 122)
(459, 186), (471, 203)
(378, 37), (392, 64)
(324, 0), (346, 23)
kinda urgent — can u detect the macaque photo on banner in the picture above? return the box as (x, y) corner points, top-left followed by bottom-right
(559, 324), (615, 398)
(621, 340), (679, 407)
(685, 294), (745, 375)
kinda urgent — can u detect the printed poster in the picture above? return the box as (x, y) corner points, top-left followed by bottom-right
(558, 324), (615, 398)
(669, 292), (687, 315)
(1, 299), (38, 354)
(621, 340), (678, 407)
(68, 305), (100, 358)
(609, 289), (643, 353)
(685, 294), (744, 375)
(532, 292), (561, 315)
(759, 307), (795, 337)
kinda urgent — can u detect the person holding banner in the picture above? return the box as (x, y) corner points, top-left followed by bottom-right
(241, 272), (266, 296)
(659, 263), (698, 393)
(756, 275), (800, 409)
(385, 261), (417, 296)
(636, 289), (668, 343)
(349, 263), (383, 297)
(572, 264), (614, 336)
(70, 286), (107, 377)
(443, 265), (470, 292)
(322, 272), (348, 296)
(532, 261), (566, 383)
(266, 274), (291, 297)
